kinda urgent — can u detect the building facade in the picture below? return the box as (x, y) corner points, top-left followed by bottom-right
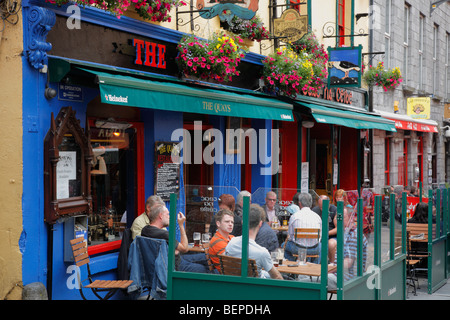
(370, 0), (450, 192)
(0, 0), (411, 300)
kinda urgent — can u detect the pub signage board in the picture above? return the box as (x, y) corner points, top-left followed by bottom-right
(273, 9), (308, 43)
(154, 142), (180, 201)
(327, 45), (362, 88)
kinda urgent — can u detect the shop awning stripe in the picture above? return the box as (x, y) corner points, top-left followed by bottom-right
(297, 102), (397, 132)
(81, 69), (294, 122)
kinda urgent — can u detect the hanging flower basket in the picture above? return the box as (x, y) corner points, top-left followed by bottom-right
(222, 15), (270, 42)
(287, 32), (328, 94)
(362, 62), (403, 91)
(46, 0), (186, 22)
(133, 0), (186, 22)
(262, 47), (325, 98)
(177, 32), (247, 82)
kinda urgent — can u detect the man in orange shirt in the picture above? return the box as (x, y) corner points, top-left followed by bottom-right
(208, 209), (235, 272)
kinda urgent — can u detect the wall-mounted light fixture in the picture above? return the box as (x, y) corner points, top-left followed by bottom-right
(302, 121), (315, 129)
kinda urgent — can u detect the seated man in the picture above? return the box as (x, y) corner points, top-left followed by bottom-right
(131, 195), (164, 239)
(225, 204), (283, 280)
(285, 193), (322, 263)
(141, 204), (210, 273)
(209, 194), (242, 237)
(208, 209), (235, 272)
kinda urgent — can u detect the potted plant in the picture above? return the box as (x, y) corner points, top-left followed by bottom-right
(261, 47), (325, 98)
(223, 15), (270, 42)
(177, 32), (247, 82)
(362, 62), (403, 91)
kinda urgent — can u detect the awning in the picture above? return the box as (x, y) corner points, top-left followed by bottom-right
(297, 102), (397, 132)
(376, 110), (438, 133)
(81, 69), (294, 122)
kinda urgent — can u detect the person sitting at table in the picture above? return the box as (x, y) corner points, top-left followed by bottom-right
(225, 204), (283, 280)
(284, 193), (322, 263)
(234, 190), (251, 218)
(408, 202), (430, 254)
(313, 195), (338, 263)
(326, 206), (368, 290)
(255, 209), (279, 253)
(131, 195), (165, 240)
(141, 204), (210, 273)
(208, 209), (235, 272)
(209, 194), (242, 237)
(261, 191), (283, 226)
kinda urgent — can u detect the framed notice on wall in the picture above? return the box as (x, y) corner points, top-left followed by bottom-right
(154, 142), (180, 201)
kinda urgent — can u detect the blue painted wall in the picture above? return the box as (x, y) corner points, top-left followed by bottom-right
(21, 1), (273, 299)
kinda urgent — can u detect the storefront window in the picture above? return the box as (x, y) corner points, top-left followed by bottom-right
(88, 124), (134, 246)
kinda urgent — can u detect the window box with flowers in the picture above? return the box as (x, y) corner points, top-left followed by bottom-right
(261, 46), (327, 99)
(176, 32), (247, 83)
(362, 62), (403, 91)
(46, 0), (186, 23)
(222, 15), (270, 43)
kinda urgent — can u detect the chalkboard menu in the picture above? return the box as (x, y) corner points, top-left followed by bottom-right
(154, 142), (180, 201)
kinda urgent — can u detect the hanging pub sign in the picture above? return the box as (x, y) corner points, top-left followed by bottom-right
(196, 0), (258, 22)
(327, 45), (362, 87)
(154, 142), (181, 201)
(273, 9), (308, 43)
(407, 97), (430, 120)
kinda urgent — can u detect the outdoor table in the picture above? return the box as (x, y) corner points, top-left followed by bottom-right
(276, 261), (336, 277)
(187, 243), (208, 252)
(271, 225), (288, 232)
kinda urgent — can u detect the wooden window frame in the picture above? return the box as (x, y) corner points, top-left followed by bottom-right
(44, 106), (93, 224)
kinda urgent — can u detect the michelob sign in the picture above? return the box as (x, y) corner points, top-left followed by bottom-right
(407, 97), (430, 119)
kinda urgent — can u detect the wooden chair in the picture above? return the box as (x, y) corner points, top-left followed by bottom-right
(218, 254), (259, 277)
(294, 228), (320, 260)
(203, 244), (216, 272)
(70, 237), (133, 300)
(405, 230), (423, 297)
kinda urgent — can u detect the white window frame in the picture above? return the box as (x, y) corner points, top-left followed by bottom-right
(403, 4), (410, 84)
(384, 0), (391, 69)
(419, 14), (425, 91)
(446, 33), (449, 100)
(433, 24), (438, 95)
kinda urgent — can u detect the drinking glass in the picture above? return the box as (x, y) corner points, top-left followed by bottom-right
(297, 248), (307, 265)
(271, 252), (279, 267)
(193, 232), (201, 247)
(202, 233), (210, 244)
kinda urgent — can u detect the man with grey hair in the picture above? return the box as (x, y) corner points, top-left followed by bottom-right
(225, 204), (283, 280)
(131, 195), (165, 239)
(235, 190), (251, 218)
(285, 193), (322, 263)
(141, 204), (210, 273)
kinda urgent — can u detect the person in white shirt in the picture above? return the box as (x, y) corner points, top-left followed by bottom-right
(225, 204), (283, 280)
(285, 193), (322, 263)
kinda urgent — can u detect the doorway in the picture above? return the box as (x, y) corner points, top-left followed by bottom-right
(311, 139), (332, 196)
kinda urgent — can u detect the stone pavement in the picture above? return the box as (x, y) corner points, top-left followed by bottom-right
(406, 276), (450, 300)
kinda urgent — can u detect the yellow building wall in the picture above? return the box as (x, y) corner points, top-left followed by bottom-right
(0, 12), (23, 300)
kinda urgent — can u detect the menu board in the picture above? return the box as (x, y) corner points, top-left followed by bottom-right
(154, 142), (180, 201)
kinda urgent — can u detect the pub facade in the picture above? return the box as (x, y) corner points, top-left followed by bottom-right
(5, 0), (403, 299)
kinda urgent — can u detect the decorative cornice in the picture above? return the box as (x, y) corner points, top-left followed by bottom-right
(25, 6), (55, 70)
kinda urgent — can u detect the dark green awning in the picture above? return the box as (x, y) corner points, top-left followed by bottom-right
(298, 102), (397, 132)
(82, 69), (294, 122)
